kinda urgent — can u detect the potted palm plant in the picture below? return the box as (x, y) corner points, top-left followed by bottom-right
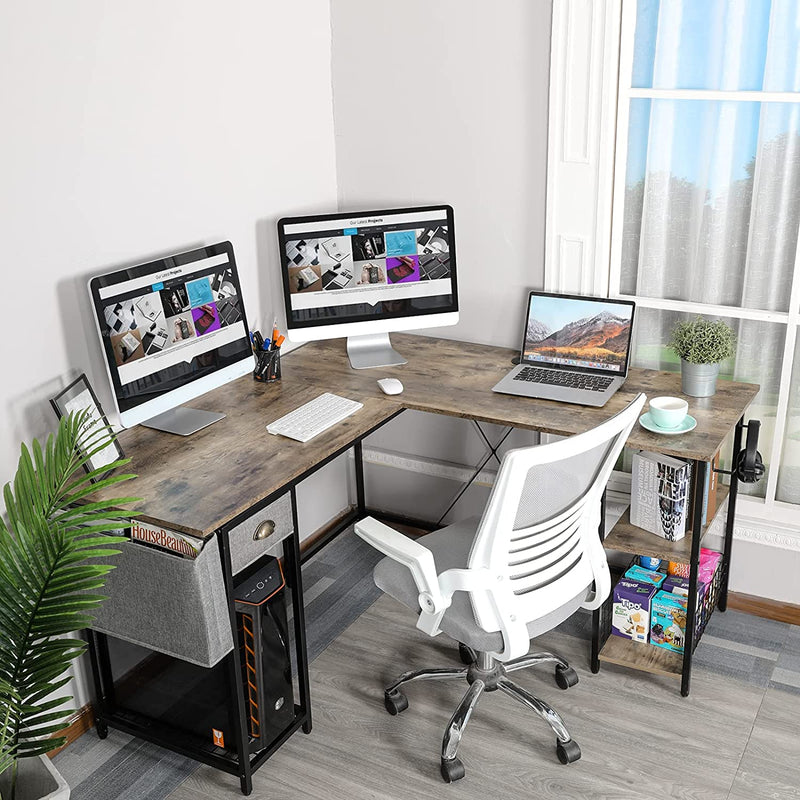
(668, 316), (737, 397)
(0, 411), (136, 800)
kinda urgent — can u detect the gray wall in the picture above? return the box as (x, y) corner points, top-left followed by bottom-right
(331, 0), (552, 347)
(0, 1), (339, 488)
(0, 0), (553, 710)
(330, 0), (553, 517)
(0, 0), (339, 707)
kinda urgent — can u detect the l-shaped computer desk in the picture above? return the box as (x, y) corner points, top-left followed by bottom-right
(85, 333), (758, 795)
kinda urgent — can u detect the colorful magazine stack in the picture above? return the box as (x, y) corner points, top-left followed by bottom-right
(630, 452), (692, 541)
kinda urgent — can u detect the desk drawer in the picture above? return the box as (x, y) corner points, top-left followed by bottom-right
(228, 493), (293, 576)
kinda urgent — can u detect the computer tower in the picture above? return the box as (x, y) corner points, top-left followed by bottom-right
(234, 557), (295, 753)
(105, 555), (294, 756)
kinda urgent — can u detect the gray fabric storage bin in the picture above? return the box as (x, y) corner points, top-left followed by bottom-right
(91, 535), (234, 668)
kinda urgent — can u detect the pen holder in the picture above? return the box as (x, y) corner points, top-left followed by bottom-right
(253, 348), (281, 383)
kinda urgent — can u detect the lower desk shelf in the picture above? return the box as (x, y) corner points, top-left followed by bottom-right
(594, 478), (734, 696)
(598, 634), (682, 677)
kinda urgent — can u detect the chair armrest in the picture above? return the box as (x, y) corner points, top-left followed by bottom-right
(354, 517), (450, 635)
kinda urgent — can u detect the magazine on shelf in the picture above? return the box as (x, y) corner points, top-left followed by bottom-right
(129, 519), (204, 559)
(630, 451), (692, 541)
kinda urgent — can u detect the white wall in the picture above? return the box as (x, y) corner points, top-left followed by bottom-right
(331, 0), (554, 519)
(331, 0), (552, 348)
(0, 0), (339, 707)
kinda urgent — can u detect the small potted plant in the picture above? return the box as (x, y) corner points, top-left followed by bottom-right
(668, 316), (736, 397)
(0, 411), (136, 800)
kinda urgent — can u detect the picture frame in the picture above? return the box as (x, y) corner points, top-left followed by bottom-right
(50, 373), (124, 482)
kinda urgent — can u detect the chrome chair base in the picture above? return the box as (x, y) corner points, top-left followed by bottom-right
(383, 648), (582, 782)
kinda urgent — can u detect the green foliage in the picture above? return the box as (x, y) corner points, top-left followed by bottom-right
(0, 681), (18, 782)
(0, 411), (137, 798)
(669, 317), (737, 365)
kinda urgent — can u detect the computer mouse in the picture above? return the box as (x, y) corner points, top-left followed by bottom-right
(377, 378), (404, 395)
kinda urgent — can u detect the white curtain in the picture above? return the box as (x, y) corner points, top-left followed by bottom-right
(623, 0), (800, 497)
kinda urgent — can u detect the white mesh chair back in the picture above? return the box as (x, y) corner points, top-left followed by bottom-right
(468, 394), (646, 660)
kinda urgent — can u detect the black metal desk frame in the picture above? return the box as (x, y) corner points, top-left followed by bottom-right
(86, 406), (749, 793)
(86, 411), (402, 796)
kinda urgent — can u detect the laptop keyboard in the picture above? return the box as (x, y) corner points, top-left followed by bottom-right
(513, 367), (614, 392)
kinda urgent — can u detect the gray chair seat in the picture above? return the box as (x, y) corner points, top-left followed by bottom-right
(374, 517), (590, 654)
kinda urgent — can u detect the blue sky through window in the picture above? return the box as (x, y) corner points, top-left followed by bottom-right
(627, 1), (800, 193)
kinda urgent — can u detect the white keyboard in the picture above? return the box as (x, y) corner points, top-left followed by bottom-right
(266, 393), (364, 442)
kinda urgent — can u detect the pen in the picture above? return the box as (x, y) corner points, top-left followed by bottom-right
(253, 330), (265, 351)
(274, 334), (285, 349)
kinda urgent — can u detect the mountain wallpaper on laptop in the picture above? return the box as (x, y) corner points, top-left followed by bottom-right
(525, 312), (630, 367)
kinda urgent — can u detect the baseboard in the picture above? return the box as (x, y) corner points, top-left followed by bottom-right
(48, 703), (94, 758)
(726, 591), (800, 626)
(300, 506), (357, 555)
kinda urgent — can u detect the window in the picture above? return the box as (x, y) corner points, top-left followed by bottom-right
(610, 0), (800, 516)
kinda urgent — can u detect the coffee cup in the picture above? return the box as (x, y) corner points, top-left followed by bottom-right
(649, 396), (689, 429)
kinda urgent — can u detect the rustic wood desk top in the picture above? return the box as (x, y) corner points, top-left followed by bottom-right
(93, 333), (759, 539)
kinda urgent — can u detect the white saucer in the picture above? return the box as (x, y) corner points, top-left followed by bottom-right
(639, 412), (697, 436)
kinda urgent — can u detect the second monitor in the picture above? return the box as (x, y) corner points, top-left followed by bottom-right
(277, 205), (458, 369)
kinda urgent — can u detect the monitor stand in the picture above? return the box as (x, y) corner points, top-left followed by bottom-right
(142, 407), (226, 436)
(346, 333), (408, 370)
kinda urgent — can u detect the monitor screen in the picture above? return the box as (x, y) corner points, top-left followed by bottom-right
(89, 242), (251, 421)
(522, 293), (635, 375)
(277, 205), (457, 331)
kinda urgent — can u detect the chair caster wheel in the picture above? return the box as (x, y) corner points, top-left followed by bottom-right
(95, 719), (109, 740)
(384, 689), (409, 715)
(555, 664), (579, 690)
(556, 738), (581, 764)
(458, 643), (475, 665)
(440, 757), (465, 783)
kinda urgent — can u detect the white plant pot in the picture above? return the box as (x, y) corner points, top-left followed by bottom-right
(0, 755), (70, 800)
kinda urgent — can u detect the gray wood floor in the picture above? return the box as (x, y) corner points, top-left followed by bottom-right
(166, 596), (800, 800)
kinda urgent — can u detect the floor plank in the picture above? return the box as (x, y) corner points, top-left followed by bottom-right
(727, 686), (800, 800)
(167, 596), (768, 800)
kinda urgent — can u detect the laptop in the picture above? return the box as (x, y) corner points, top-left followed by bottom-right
(492, 291), (636, 407)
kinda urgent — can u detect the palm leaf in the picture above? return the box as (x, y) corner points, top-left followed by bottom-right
(0, 679), (18, 780)
(0, 409), (138, 778)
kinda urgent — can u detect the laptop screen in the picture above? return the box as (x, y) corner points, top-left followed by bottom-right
(522, 293), (635, 375)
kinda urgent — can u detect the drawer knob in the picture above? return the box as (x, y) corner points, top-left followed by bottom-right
(253, 520), (275, 541)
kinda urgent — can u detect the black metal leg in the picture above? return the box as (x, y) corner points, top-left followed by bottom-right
(591, 490), (607, 674)
(354, 440), (366, 516)
(217, 531), (254, 795)
(86, 630), (110, 737)
(719, 417), (744, 613)
(681, 460), (707, 697)
(436, 423), (513, 525)
(288, 488), (312, 734)
(590, 612), (601, 674)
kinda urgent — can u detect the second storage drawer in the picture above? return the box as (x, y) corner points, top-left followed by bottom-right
(227, 492), (293, 576)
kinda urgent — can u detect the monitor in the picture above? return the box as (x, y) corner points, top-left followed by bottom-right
(521, 292), (635, 376)
(277, 205), (458, 369)
(88, 241), (252, 435)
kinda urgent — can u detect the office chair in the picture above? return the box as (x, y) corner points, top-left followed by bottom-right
(354, 393), (646, 782)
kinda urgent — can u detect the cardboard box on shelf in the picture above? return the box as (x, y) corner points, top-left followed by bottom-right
(612, 578), (660, 643)
(650, 590), (689, 653)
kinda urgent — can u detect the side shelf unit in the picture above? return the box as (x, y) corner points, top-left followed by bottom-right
(591, 418), (744, 697)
